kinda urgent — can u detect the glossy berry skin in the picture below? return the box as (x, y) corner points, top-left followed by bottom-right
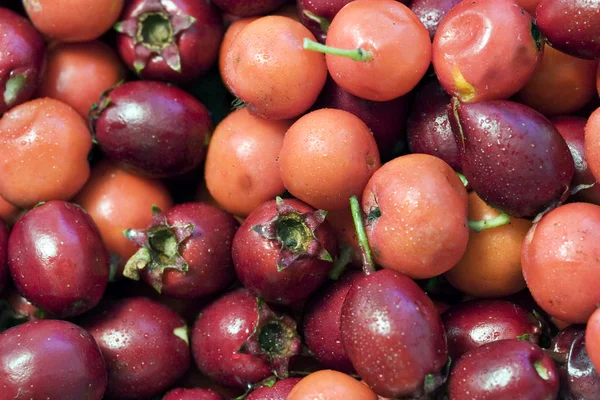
(0, 220), (8, 294)
(553, 116), (600, 204)
(448, 340), (559, 400)
(407, 79), (461, 171)
(8, 201), (109, 318)
(191, 289), (300, 388)
(302, 271), (360, 373)
(131, 202), (239, 299)
(92, 80), (212, 178)
(246, 377), (302, 400)
(553, 325), (600, 400)
(0, 320), (107, 400)
(0, 8), (46, 115)
(433, 0), (542, 103)
(232, 198), (336, 307)
(81, 297), (191, 400)
(410, 0), (461, 39)
(116, 0), (224, 83)
(587, 309), (600, 379)
(453, 99), (574, 217)
(535, 0), (600, 60)
(212, 0), (287, 16)
(163, 388), (225, 400)
(442, 300), (541, 359)
(341, 269), (448, 398)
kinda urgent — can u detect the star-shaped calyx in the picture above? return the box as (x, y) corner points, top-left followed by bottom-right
(122, 205), (194, 293)
(252, 197), (332, 271)
(238, 298), (302, 378)
(114, 0), (196, 74)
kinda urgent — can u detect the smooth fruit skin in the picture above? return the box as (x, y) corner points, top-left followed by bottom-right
(302, 272), (361, 373)
(75, 160), (173, 272)
(516, 46), (598, 117)
(325, 0), (431, 102)
(442, 300), (541, 359)
(279, 108), (381, 211)
(0, 320), (107, 400)
(407, 79), (461, 171)
(218, 17), (258, 93)
(246, 377), (302, 400)
(448, 339), (559, 400)
(116, 0), (224, 83)
(587, 308), (600, 378)
(453, 100), (575, 218)
(341, 269), (448, 398)
(148, 202), (239, 299)
(0, 7), (46, 115)
(535, 0), (600, 60)
(23, 0), (124, 42)
(232, 198), (337, 307)
(0, 98), (92, 208)
(444, 192), (531, 298)
(37, 41), (126, 120)
(191, 289), (273, 388)
(287, 370), (378, 400)
(204, 107), (290, 217)
(93, 80), (212, 178)
(223, 16), (327, 120)
(433, 0), (542, 103)
(8, 201), (109, 318)
(81, 297), (191, 399)
(585, 107), (600, 182)
(362, 154), (469, 279)
(522, 203), (600, 323)
(212, 0), (287, 16)
(409, 0), (461, 40)
(163, 388), (225, 400)
(0, 220), (8, 294)
(554, 325), (600, 400)
(314, 77), (410, 162)
(553, 116), (600, 205)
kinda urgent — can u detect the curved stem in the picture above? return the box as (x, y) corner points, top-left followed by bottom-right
(456, 172), (468, 187)
(349, 196), (376, 275)
(303, 38), (373, 62)
(468, 212), (511, 232)
(329, 245), (353, 280)
(303, 10), (330, 33)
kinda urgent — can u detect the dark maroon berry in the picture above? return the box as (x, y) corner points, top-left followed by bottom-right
(303, 271), (361, 373)
(410, 0), (461, 39)
(0, 7), (46, 115)
(315, 77), (409, 161)
(448, 339), (559, 400)
(91, 80), (212, 178)
(232, 197), (336, 307)
(212, 0), (287, 17)
(407, 80), (461, 171)
(123, 203), (238, 299)
(550, 325), (600, 400)
(442, 299), (542, 359)
(535, 0), (600, 60)
(81, 297), (191, 400)
(163, 387), (225, 400)
(552, 116), (600, 205)
(115, 0), (224, 83)
(0, 320), (107, 400)
(451, 99), (575, 217)
(341, 269), (448, 398)
(0, 219), (8, 294)
(298, 0), (411, 43)
(8, 201), (109, 318)
(191, 288), (301, 389)
(247, 377), (302, 400)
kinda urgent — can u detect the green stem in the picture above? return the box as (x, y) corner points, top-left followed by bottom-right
(303, 38), (373, 62)
(349, 196), (375, 275)
(329, 244), (353, 280)
(456, 172), (468, 187)
(303, 10), (330, 33)
(468, 212), (511, 232)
